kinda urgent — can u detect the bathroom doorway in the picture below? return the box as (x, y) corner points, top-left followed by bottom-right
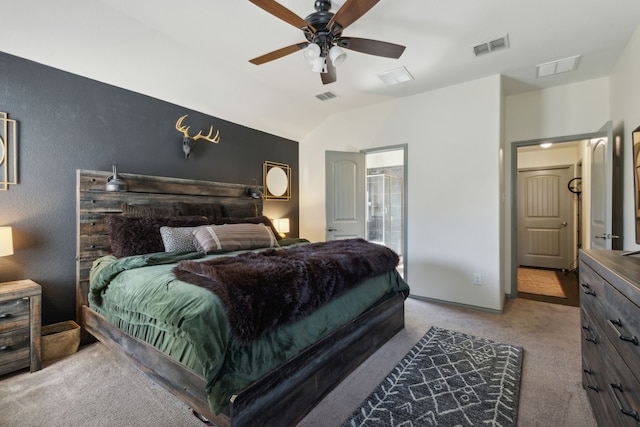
(365, 146), (407, 278)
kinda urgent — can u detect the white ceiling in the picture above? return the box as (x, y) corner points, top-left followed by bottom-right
(2, 0), (640, 141)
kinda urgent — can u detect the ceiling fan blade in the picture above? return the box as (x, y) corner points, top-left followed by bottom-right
(249, 42), (309, 65)
(249, 0), (316, 32)
(328, 0), (380, 32)
(321, 60), (337, 85)
(338, 37), (405, 58)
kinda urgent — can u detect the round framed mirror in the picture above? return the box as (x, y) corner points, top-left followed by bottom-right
(266, 167), (288, 197)
(263, 161), (291, 200)
(0, 136), (5, 166)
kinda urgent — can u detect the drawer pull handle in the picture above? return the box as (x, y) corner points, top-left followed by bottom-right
(608, 319), (639, 346)
(585, 337), (597, 344)
(0, 345), (11, 352)
(0, 313), (12, 319)
(583, 370), (599, 391)
(580, 283), (596, 296)
(610, 383), (640, 421)
(582, 325), (591, 332)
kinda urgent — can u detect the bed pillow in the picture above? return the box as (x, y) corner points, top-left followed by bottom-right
(207, 216), (282, 240)
(159, 226), (199, 252)
(120, 204), (180, 217)
(222, 203), (259, 218)
(192, 223), (279, 254)
(107, 215), (210, 258)
(177, 202), (224, 219)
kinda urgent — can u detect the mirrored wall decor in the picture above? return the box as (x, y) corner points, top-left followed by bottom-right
(263, 161), (291, 200)
(0, 112), (18, 191)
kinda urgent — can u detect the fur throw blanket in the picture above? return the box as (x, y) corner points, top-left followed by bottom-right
(172, 238), (399, 344)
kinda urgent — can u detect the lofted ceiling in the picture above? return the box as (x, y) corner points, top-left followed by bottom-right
(1, 0), (640, 141)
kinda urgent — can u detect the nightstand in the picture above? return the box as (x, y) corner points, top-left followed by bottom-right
(0, 279), (42, 375)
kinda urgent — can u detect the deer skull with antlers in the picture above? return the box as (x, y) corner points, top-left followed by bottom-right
(175, 114), (220, 159)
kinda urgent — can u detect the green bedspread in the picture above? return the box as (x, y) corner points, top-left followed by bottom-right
(89, 242), (409, 414)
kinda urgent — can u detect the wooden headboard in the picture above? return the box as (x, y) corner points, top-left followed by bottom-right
(75, 169), (263, 325)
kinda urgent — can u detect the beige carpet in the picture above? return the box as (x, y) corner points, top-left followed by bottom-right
(0, 297), (596, 427)
(518, 267), (568, 298)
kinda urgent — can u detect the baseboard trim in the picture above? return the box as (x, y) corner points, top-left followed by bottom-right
(407, 295), (504, 314)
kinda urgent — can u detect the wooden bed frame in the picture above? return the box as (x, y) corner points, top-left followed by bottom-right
(76, 169), (405, 427)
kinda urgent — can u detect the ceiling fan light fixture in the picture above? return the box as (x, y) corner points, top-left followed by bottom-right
(311, 56), (328, 73)
(303, 43), (321, 63)
(329, 45), (347, 66)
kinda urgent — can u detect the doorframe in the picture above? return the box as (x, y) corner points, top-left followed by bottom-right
(509, 131), (602, 297)
(363, 144), (409, 281)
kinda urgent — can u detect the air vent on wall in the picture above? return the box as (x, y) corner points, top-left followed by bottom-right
(472, 34), (509, 56)
(315, 91), (338, 101)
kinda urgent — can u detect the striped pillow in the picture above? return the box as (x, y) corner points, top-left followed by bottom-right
(192, 223), (279, 254)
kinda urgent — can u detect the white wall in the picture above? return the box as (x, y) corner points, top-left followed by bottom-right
(301, 75), (504, 311)
(610, 24), (640, 252)
(503, 78), (610, 294)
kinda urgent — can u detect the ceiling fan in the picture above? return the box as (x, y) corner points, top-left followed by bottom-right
(248, 0), (406, 85)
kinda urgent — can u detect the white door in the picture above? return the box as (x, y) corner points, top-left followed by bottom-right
(518, 166), (574, 269)
(325, 151), (365, 240)
(590, 122), (614, 250)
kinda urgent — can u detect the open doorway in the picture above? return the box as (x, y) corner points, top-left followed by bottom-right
(324, 145), (408, 279)
(365, 146), (407, 279)
(515, 141), (582, 307)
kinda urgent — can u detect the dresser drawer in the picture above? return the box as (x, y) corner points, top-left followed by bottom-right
(0, 327), (31, 375)
(602, 339), (640, 426)
(579, 261), (607, 326)
(581, 308), (622, 423)
(0, 297), (31, 333)
(603, 284), (640, 381)
(581, 307), (605, 355)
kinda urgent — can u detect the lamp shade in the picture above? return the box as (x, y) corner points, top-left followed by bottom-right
(311, 57), (328, 73)
(0, 226), (14, 257)
(329, 45), (347, 66)
(272, 218), (290, 236)
(303, 43), (321, 63)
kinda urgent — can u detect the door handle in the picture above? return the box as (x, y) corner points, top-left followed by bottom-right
(559, 222), (568, 227)
(327, 227), (339, 232)
(595, 233), (620, 240)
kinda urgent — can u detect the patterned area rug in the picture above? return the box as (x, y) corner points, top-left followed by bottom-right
(343, 327), (524, 427)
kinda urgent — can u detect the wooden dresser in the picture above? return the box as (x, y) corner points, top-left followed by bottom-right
(0, 279), (42, 376)
(579, 249), (640, 426)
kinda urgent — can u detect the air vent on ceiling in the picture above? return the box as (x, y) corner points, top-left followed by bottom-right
(315, 91), (338, 101)
(536, 55), (581, 78)
(377, 66), (414, 85)
(472, 34), (509, 57)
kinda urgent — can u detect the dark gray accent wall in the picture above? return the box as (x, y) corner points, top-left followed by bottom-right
(0, 51), (299, 325)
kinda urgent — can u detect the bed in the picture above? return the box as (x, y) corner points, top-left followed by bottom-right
(75, 169), (409, 427)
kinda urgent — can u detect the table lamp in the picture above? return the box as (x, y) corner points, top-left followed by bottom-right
(0, 226), (13, 257)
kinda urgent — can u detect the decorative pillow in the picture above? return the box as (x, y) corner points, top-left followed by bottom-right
(120, 204), (180, 217)
(192, 223), (279, 254)
(222, 203), (259, 218)
(107, 215), (210, 258)
(207, 216), (282, 240)
(177, 202), (224, 219)
(160, 226), (199, 252)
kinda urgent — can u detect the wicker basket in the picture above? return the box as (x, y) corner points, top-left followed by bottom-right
(42, 320), (81, 361)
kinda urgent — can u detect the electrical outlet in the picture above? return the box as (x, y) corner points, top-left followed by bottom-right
(473, 273), (482, 285)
